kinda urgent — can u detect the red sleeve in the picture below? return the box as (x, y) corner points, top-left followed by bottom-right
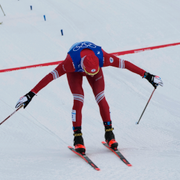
(102, 49), (146, 77)
(102, 49), (122, 68)
(31, 54), (75, 94)
(31, 73), (54, 94)
(124, 61), (146, 77)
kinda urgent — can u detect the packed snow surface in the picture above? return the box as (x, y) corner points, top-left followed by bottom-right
(0, 0), (180, 179)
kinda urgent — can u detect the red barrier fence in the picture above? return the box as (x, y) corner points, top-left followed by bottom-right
(111, 42), (180, 56)
(1, 42), (180, 73)
(0, 61), (62, 73)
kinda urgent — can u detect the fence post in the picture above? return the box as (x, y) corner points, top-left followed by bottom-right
(0, 4), (6, 16)
(61, 29), (63, 36)
(43, 15), (46, 21)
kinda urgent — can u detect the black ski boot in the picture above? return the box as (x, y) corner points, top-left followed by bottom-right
(104, 124), (118, 150)
(73, 130), (86, 154)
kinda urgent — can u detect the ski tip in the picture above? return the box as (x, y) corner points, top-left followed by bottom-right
(127, 164), (132, 167)
(96, 168), (100, 171)
(101, 141), (106, 144)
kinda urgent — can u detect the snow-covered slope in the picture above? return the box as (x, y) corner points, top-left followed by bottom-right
(0, 0), (180, 179)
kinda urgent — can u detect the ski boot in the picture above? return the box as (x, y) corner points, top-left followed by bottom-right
(73, 130), (86, 154)
(104, 124), (118, 150)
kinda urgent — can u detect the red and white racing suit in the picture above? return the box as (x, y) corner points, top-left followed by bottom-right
(31, 49), (146, 131)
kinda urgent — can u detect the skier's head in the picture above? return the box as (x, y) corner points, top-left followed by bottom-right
(81, 54), (99, 76)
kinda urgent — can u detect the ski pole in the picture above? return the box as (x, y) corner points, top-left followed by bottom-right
(0, 5), (6, 16)
(136, 88), (156, 124)
(0, 105), (23, 125)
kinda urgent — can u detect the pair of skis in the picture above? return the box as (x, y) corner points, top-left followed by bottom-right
(68, 141), (132, 171)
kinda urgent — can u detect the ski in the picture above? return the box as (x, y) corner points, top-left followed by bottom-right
(68, 146), (100, 171)
(102, 141), (132, 167)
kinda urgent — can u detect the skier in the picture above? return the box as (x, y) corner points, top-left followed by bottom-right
(15, 41), (163, 153)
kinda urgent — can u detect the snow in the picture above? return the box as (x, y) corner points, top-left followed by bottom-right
(0, 0), (180, 179)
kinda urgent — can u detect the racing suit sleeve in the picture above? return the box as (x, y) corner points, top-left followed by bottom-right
(102, 49), (146, 77)
(31, 54), (75, 94)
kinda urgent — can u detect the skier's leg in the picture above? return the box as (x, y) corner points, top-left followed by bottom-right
(86, 69), (118, 149)
(67, 72), (85, 153)
(86, 69), (111, 123)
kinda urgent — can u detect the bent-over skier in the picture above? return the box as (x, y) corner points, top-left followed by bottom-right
(15, 41), (163, 154)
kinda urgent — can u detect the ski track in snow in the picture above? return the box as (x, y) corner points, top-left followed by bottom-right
(0, 0), (180, 179)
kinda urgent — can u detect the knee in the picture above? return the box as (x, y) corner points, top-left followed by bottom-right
(73, 94), (84, 108)
(95, 91), (105, 104)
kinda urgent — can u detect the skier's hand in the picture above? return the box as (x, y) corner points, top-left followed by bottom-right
(15, 91), (36, 109)
(144, 72), (163, 89)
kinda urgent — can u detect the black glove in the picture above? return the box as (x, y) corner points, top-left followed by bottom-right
(144, 72), (163, 89)
(15, 91), (36, 109)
